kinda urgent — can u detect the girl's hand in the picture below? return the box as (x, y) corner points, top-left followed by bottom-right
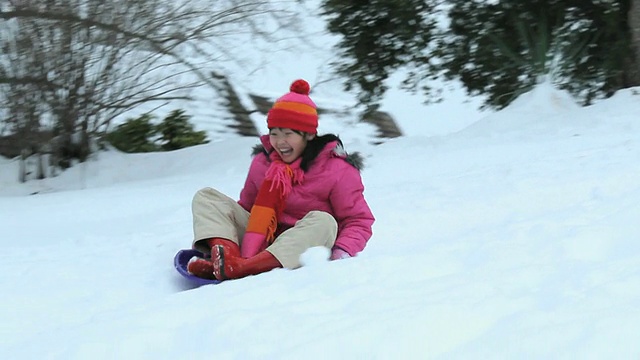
(330, 248), (350, 261)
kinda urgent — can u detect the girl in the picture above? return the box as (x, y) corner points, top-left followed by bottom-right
(187, 79), (375, 281)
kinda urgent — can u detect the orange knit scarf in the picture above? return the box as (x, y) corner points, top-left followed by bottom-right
(245, 153), (304, 244)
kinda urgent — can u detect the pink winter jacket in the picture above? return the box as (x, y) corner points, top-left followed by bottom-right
(238, 135), (375, 256)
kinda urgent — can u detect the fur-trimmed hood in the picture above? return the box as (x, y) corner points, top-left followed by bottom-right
(251, 134), (364, 171)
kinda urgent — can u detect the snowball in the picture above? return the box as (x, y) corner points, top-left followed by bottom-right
(299, 246), (331, 266)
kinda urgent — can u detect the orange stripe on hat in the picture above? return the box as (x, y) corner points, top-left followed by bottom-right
(272, 101), (317, 115)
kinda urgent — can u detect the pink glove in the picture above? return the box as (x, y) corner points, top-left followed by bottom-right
(241, 232), (267, 258)
(330, 248), (351, 261)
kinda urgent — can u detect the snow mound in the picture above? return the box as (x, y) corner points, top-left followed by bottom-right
(453, 81), (584, 140)
(505, 81), (580, 115)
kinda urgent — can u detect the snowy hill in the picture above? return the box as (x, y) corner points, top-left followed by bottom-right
(1, 83), (639, 359)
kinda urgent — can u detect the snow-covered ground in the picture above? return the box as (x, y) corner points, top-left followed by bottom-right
(1, 81), (639, 358)
(2, 1), (640, 356)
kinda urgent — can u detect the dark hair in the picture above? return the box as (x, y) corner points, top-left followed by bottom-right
(300, 134), (341, 171)
(267, 128), (341, 172)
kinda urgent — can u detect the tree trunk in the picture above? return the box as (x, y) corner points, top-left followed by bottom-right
(19, 149), (28, 183)
(628, 0), (640, 86)
(36, 153), (46, 179)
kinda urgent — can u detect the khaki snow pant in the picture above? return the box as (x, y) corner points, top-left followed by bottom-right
(191, 187), (338, 269)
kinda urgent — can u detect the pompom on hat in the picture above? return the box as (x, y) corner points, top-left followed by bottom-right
(267, 79), (318, 134)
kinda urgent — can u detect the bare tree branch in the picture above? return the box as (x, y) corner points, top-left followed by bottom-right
(0, 0), (309, 180)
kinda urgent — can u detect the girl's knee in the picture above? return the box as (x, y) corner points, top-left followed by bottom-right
(192, 187), (225, 204)
(304, 211), (338, 230)
(193, 187), (212, 199)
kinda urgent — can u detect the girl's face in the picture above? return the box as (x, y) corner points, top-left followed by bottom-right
(268, 128), (315, 163)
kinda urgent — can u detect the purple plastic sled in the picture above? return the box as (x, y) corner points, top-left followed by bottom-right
(174, 249), (221, 286)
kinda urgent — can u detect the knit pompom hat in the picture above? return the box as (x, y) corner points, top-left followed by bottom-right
(267, 79), (318, 134)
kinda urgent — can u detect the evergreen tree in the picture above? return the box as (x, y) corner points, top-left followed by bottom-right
(105, 110), (208, 153)
(320, 0), (438, 112)
(322, 0), (640, 110)
(440, 0), (635, 108)
(627, 0), (640, 85)
(157, 110), (208, 151)
(106, 114), (159, 153)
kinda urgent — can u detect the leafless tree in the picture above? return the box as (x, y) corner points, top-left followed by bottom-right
(0, 0), (307, 181)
